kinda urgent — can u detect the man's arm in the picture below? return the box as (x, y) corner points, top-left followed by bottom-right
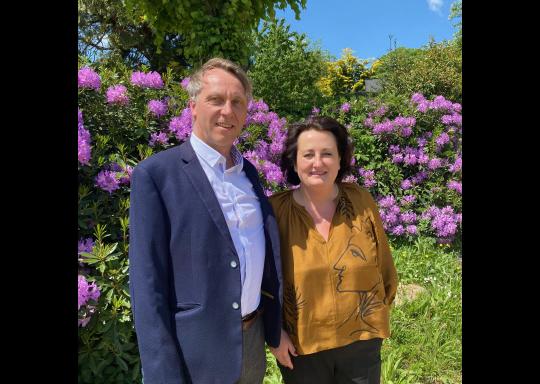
(129, 165), (188, 383)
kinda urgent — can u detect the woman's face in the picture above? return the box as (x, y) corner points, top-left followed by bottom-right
(295, 129), (341, 189)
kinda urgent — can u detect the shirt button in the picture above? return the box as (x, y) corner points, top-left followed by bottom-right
(230, 260), (238, 268)
(232, 302), (239, 310)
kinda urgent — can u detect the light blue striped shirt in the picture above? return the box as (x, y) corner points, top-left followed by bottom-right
(190, 133), (265, 316)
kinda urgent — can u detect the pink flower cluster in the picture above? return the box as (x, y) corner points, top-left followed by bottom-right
(78, 275), (100, 327)
(131, 71), (164, 89)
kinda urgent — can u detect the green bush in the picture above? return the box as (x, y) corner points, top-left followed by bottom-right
(249, 19), (327, 120)
(376, 41), (462, 103)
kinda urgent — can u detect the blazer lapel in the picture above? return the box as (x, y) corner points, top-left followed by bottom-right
(179, 141), (238, 257)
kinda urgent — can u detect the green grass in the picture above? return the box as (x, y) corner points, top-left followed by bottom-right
(264, 236), (462, 384)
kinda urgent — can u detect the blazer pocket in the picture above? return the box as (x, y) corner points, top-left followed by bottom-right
(175, 302), (202, 314)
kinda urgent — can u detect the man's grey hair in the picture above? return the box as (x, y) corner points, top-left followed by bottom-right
(186, 58), (253, 102)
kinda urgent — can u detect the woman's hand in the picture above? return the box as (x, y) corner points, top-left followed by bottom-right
(269, 329), (298, 369)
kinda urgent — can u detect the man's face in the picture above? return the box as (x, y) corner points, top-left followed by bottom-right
(189, 68), (248, 155)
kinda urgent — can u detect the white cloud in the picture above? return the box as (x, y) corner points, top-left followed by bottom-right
(427, 0), (444, 13)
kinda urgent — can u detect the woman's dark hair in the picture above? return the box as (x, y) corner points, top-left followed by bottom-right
(281, 116), (353, 185)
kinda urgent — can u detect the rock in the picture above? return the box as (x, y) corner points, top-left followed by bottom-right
(394, 283), (427, 306)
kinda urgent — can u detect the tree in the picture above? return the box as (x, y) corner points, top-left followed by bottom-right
(376, 41), (462, 103)
(78, 0), (189, 73)
(248, 19), (327, 119)
(317, 48), (375, 100)
(449, 0), (462, 48)
(124, 0), (306, 67)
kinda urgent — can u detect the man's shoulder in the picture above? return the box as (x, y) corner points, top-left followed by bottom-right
(135, 142), (191, 174)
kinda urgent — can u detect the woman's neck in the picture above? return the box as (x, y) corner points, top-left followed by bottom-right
(296, 183), (338, 207)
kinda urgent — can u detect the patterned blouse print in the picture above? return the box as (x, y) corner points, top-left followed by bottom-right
(269, 183), (398, 355)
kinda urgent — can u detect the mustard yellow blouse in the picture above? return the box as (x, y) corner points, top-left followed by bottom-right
(269, 183), (398, 355)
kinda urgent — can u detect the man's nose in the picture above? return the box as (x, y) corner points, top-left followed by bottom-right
(221, 100), (233, 115)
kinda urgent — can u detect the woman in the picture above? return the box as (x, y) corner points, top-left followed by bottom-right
(269, 116), (398, 384)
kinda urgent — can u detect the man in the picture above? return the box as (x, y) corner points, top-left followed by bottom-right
(129, 58), (283, 383)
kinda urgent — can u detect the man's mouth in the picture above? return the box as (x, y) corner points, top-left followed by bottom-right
(216, 122), (234, 129)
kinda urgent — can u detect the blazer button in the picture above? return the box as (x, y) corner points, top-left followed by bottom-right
(230, 260), (238, 268)
(232, 302), (239, 310)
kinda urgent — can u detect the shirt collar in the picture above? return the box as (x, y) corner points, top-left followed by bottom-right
(190, 132), (244, 172)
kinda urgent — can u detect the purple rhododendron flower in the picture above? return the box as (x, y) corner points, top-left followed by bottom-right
(406, 225), (417, 235)
(428, 158), (444, 170)
(342, 174), (358, 183)
(441, 113), (462, 126)
(373, 106), (387, 117)
(181, 77), (190, 89)
(340, 102), (351, 113)
(106, 85), (129, 105)
(149, 131), (169, 147)
(248, 100), (270, 114)
(391, 225), (405, 236)
(78, 238), (94, 254)
(403, 153), (417, 166)
(131, 71), (164, 88)
(416, 101), (429, 113)
(401, 179), (413, 190)
(401, 195), (416, 205)
(422, 205), (461, 240)
(449, 156), (462, 173)
(411, 93), (425, 104)
(378, 195), (396, 209)
(401, 126), (413, 137)
(95, 170), (120, 193)
(372, 120), (394, 135)
(311, 106), (320, 115)
(430, 96), (454, 111)
(447, 180), (462, 194)
(436, 132), (450, 147)
(78, 67), (101, 90)
(400, 211), (417, 224)
(262, 161), (284, 184)
(78, 109), (92, 165)
(169, 108), (192, 141)
(411, 171), (428, 185)
(363, 117), (374, 127)
(78, 275), (100, 310)
(118, 165), (133, 185)
(148, 99), (168, 118)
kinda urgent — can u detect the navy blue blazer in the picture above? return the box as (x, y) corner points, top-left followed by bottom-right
(129, 141), (283, 384)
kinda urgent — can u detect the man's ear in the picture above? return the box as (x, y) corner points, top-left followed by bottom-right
(189, 99), (196, 119)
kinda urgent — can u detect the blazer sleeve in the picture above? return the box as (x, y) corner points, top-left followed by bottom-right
(129, 165), (188, 383)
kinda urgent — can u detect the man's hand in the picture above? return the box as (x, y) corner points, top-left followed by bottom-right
(269, 329), (298, 369)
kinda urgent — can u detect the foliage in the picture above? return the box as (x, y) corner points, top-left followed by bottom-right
(248, 19), (327, 120)
(376, 42), (462, 103)
(382, 237), (462, 384)
(78, 0), (189, 73)
(317, 48), (376, 101)
(123, 0), (306, 67)
(450, 0), (462, 48)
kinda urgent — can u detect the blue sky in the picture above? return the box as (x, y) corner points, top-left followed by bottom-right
(273, 0), (458, 61)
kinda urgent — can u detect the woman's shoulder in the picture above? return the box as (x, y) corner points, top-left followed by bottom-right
(268, 189), (294, 212)
(340, 182), (377, 207)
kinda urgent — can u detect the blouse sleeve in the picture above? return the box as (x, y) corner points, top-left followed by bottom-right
(358, 185), (399, 306)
